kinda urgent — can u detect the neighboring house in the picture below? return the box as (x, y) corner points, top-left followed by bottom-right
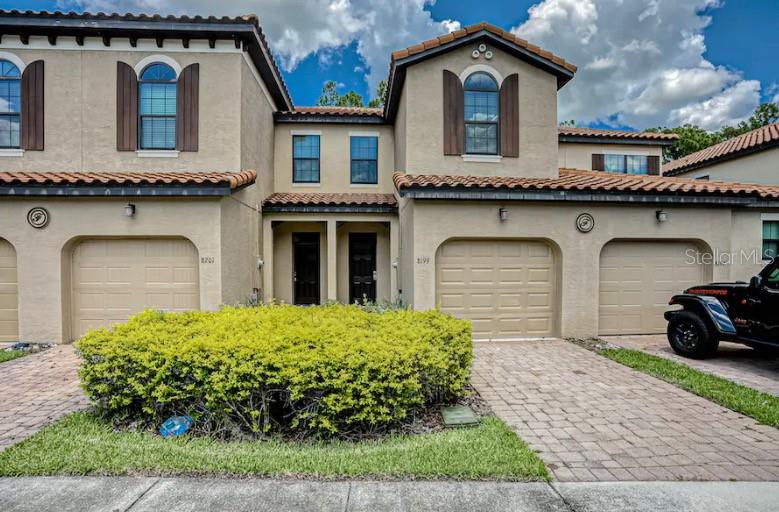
(0, 14), (777, 345)
(663, 123), (779, 262)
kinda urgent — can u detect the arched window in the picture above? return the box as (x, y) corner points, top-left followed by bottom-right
(139, 63), (177, 150)
(463, 71), (499, 155)
(0, 60), (21, 149)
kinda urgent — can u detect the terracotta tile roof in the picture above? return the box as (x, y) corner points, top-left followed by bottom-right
(663, 122), (779, 176)
(280, 106), (384, 117)
(393, 169), (779, 200)
(0, 9), (292, 109)
(0, 170), (256, 189)
(558, 126), (679, 142)
(391, 22), (577, 74)
(263, 192), (397, 207)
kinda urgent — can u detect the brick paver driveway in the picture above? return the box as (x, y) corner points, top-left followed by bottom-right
(606, 335), (779, 396)
(473, 340), (779, 482)
(0, 345), (88, 451)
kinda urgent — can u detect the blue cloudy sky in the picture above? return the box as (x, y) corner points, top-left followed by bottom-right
(6, 0), (779, 131)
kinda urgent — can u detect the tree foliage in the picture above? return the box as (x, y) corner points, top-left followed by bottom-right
(648, 102), (779, 162)
(316, 79), (387, 109)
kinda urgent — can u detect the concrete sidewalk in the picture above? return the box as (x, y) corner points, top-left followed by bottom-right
(2, 477), (779, 512)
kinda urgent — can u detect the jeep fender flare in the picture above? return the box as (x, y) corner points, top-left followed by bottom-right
(665, 294), (737, 338)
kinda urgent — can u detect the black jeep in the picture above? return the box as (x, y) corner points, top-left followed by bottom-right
(665, 257), (779, 359)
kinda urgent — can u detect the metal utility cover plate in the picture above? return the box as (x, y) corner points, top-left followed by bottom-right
(441, 405), (479, 428)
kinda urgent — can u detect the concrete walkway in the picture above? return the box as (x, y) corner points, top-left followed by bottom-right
(472, 339), (779, 482)
(0, 345), (88, 451)
(605, 335), (779, 396)
(1, 477), (779, 512)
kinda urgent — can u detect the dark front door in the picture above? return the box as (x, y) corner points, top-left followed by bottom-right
(349, 233), (377, 304)
(755, 262), (779, 342)
(293, 233), (320, 305)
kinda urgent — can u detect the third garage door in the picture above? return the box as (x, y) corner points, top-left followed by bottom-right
(71, 238), (200, 340)
(436, 239), (557, 340)
(599, 240), (709, 335)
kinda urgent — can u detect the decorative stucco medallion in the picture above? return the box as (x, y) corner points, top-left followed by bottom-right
(576, 213), (594, 233)
(27, 207), (50, 229)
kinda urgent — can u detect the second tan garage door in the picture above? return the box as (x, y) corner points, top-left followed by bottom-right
(436, 239), (558, 340)
(599, 240), (709, 335)
(0, 239), (18, 342)
(71, 238), (200, 340)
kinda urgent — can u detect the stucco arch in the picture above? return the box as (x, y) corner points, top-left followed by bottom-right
(133, 54), (183, 78)
(0, 51), (26, 73)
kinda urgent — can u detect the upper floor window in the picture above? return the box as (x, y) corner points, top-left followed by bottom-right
(463, 72), (498, 155)
(293, 134), (320, 183)
(0, 60), (21, 149)
(764, 221), (779, 261)
(139, 63), (177, 150)
(350, 136), (378, 184)
(604, 154), (649, 175)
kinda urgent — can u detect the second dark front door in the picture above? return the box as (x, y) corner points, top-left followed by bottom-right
(349, 233), (377, 303)
(293, 233), (320, 305)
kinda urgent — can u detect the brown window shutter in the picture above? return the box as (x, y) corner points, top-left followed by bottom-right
(499, 73), (519, 157)
(442, 69), (463, 155)
(177, 63), (199, 152)
(648, 155), (660, 175)
(116, 62), (138, 151)
(20, 60), (44, 151)
(592, 153), (605, 171)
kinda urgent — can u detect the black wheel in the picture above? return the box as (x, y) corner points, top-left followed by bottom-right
(667, 311), (719, 359)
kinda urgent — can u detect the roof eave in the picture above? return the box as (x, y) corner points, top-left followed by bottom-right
(558, 135), (677, 146)
(384, 30), (576, 121)
(274, 113), (388, 124)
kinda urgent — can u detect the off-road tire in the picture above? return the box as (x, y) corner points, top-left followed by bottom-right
(667, 311), (719, 359)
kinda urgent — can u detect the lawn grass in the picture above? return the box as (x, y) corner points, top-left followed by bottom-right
(0, 412), (548, 480)
(601, 348), (779, 428)
(0, 350), (26, 363)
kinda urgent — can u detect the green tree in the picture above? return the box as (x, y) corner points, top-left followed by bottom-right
(316, 81), (364, 107)
(559, 119), (576, 127)
(647, 124), (724, 162)
(368, 79), (388, 108)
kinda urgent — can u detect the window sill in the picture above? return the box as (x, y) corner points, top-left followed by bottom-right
(292, 182), (321, 187)
(136, 150), (180, 158)
(0, 148), (24, 157)
(461, 154), (501, 163)
(350, 183), (379, 188)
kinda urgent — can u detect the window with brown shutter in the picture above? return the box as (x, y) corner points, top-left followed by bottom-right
(20, 60), (44, 151)
(442, 69), (464, 155)
(176, 63), (199, 152)
(116, 62), (138, 151)
(648, 155), (660, 175)
(499, 73), (519, 157)
(592, 153), (605, 171)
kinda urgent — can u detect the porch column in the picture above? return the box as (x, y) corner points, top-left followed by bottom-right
(262, 217), (274, 303)
(390, 217), (400, 302)
(326, 219), (337, 302)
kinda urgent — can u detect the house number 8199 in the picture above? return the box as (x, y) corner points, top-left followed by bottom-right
(416, 256), (430, 264)
(201, 256), (215, 264)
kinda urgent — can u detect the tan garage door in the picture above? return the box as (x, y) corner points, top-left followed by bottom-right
(599, 241), (709, 335)
(71, 238), (199, 340)
(0, 239), (18, 342)
(436, 239), (557, 340)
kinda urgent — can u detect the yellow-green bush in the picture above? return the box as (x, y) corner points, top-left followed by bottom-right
(78, 305), (472, 436)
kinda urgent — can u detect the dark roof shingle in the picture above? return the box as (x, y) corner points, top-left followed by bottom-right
(663, 122), (779, 176)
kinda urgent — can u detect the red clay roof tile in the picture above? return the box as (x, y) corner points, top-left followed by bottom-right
(558, 126), (679, 141)
(393, 169), (779, 200)
(0, 170), (256, 189)
(263, 192), (397, 207)
(663, 122), (779, 176)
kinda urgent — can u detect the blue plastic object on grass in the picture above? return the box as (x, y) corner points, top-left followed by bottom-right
(159, 415), (194, 438)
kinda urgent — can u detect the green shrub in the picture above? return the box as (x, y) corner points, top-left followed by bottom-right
(77, 305), (472, 437)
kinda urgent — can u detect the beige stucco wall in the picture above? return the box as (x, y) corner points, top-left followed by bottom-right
(559, 142), (664, 170)
(0, 40), (244, 172)
(668, 147), (779, 184)
(401, 199), (770, 337)
(399, 44), (558, 178)
(0, 197), (227, 343)
(273, 123), (395, 193)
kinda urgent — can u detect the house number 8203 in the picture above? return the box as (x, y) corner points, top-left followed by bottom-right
(201, 256), (215, 264)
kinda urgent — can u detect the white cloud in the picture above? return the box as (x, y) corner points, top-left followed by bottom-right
(512, 0), (762, 130)
(59, 0), (458, 100)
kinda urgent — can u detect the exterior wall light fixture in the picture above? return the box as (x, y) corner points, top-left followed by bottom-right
(125, 203), (136, 217)
(499, 207), (508, 222)
(656, 210), (668, 223)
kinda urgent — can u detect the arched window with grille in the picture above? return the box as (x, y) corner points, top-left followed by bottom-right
(463, 71), (499, 155)
(139, 63), (177, 150)
(0, 60), (21, 149)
